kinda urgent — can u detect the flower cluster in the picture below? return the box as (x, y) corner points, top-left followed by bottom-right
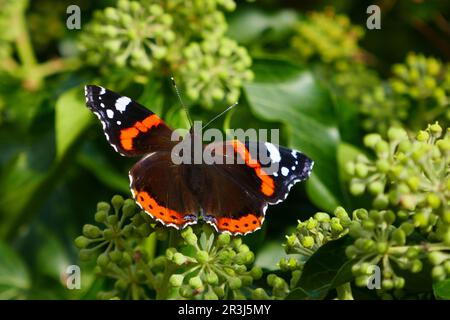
(291, 8), (363, 64)
(283, 207), (350, 262)
(348, 125), (449, 235)
(391, 53), (449, 109)
(79, 0), (253, 108)
(179, 38), (253, 108)
(79, 1), (175, 72)
(359, 54), (450, 135)
(163, 226), (262, 300)
(75, 195), (263, 299)
(346, 124), (450, 294)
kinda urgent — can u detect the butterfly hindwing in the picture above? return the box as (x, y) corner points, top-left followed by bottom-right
(198, 140), (313, 234)
(129, 152), (200, 229)
(85, 85), (174, 156)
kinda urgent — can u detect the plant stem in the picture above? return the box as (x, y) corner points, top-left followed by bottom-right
(336, 283), (354, 300)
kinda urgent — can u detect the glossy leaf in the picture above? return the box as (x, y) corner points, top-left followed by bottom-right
(0, 241), (30, 299)
(244, 59), (345, 211)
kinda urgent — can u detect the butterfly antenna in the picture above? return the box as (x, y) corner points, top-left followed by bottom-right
(171, 76), (193, 127)
(202, 101), (238, 130)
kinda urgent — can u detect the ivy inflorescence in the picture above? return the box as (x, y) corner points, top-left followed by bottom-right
(75, 196), (262, 300)
(78, 0), (253, 108)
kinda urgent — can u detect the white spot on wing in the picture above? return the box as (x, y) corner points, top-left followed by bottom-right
(100, 103), (105, 108)
(291, 166), (296, 170)
(106, 109), (114, 119)
(265, 142), (281, 163)
(281, 167), (289, 176)
(99, 86), (106, 95)
(117, 120), (122, 125)
(115, 96), (131, 112)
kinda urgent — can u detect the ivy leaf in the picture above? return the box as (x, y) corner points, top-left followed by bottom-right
(0, 241), (30, 299)
(433, 279), (450, 300)
(286, 236), (354, 300)
(228, 8), (298, 44)
(55, 86), (92, 160)
(244, 59), (345, 211)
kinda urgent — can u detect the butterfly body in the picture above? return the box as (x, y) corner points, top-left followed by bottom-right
(85, 85), (313, 235)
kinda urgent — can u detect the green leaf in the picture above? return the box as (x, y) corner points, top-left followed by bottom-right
(55, 86), (92, 160)
(77, 150), (129, 194)
(244, 59), (345, 211)
(0, 241), (30, 299)
(228, 8), (298, 44)
(433, 279), (450, 300)
(287, 236), (354, 300)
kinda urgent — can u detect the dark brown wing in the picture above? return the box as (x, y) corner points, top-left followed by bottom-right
(129, 151), (200, 229)
(197, 140), (313, 235)
(85, 85), (174, 156)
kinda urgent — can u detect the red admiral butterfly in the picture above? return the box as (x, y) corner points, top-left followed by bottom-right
(85, 85), (313, 235)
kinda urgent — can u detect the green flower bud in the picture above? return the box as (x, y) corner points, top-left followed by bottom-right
(250, 266), (263, 280)
(350, 181), (366, 196)
(95, 210), (108, 223)
(364, 133), (382, 148)
(217, 233), (231, 246)
(103, 229), (114, 240)
(196, 250), (209, 264)
(345, 245), (358, 258)
(114, 278), (128, 290)
(75, 236), (91, 249)
(229, 277), (242, 290)
(205, 271), (219, 285)
(377, 242), (388, 254)
(97, 253), (110, 268)
(393, 277), (405, 289)
(188, 276), (203, 289)
(373, 194), (389, 209)
(107, 215), (119, 226)
(387, 127), (407, 141)
(355, 275), (369, 287)
(83, 224), (102, 238)
(301, 236), (315, 248)
(391, 229), (406, 245)
(382, 279), (394, 290)
(355, 163), (369, 178)
(122, 200), (136, 217)
(109, 250), (122, 262)
(410, 259), (423, 273)
(111, 195), (124, 212)
(252, 288), (270, 300)
(431, 266), (446, 281)
(169, 274), (184, 287)
(97, 202), (110, 212)
(428, 251), (448, 266)
(426, 193), (441, 209)
(368, 181), (385, 195)
(400, 222), (415, 236)
(429, 122), (442, 135)
(314, 212), (330, 222)
(173, 253), (188, 265)
(416, 130), (429, 142)
(204, 290), (219, 300)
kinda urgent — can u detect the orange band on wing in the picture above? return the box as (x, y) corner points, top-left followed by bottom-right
(134, 190), (187, 227)
(120, 114), (161, 151)
(215, 213), (263, 234)
(232, 140), (275, 196)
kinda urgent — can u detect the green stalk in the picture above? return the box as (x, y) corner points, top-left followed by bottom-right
(336, 283), (354, 300)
